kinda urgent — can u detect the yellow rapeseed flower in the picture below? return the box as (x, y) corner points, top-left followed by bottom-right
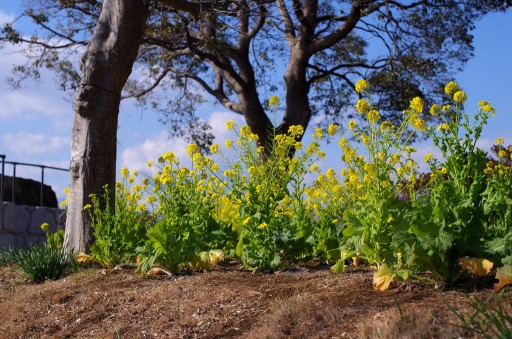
(410, 97), (424, 113)
(404, 146), (416, 154)
(240, 125), (251, 137)
(355, 79), (370, 93)
(186, 144), (199, 155)
(83, 204), (92, 210)
(444, 81), (460, 96)
(479, 100), (495, 116)
(437, 123), (450, 132)
(163, 151), (176, 162)
(498, 150), (507, 158)
(380, 121), (394, 132)
(288, 125), (304, 137)
(411, 117), (426, 133)
(361, 133), (369, 145)
(258, 222), (268, 229)
(269, 96), (280, 108)
(210, 144), (219, 154)
(327, 124), (338, 136)
(356, 99), (371, 114)
(226, 120), (236, 130)
(147, 160), (153, 168)
(367, 110), (381, 124)
(225, 139), (233, 149)
(453, 90), (467, 104)
(423, 153), (434, 163)
(348, 120), (357, 131)
(40, 222), (49, 232)
(496, 138), (504, 145)
(121, 167), (129, 179)
(313, 128), (324, 140)
(430, 104), (441, 116)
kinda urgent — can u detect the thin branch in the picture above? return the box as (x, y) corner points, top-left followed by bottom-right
(121, 68), (170, 100)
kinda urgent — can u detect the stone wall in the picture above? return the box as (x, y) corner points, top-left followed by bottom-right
(0, 202), (66, 250)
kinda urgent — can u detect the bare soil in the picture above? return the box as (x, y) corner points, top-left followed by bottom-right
(0, 262), (506, 338)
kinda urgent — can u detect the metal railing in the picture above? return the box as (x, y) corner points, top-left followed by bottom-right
(0, 154), (69, 207)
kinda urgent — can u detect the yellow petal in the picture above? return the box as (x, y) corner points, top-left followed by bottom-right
(458, 257), (493, 277)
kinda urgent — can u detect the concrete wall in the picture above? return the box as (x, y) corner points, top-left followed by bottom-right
(0, 202), (66, 249)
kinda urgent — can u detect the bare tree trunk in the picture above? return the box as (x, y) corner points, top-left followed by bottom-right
(278, 45), (312, 137)
(64, 0), (150, 253)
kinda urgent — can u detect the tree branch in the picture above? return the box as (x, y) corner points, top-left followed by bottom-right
(121, 68), (170, 100)
(276, 0), (296, 41)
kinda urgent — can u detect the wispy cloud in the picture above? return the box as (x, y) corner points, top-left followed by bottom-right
(120, 111), (244, 173)
(0, 10), (14, 25)
(2, 131), (70, 156)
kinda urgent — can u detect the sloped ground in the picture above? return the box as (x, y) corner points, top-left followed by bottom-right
(0, 263), (505, 338)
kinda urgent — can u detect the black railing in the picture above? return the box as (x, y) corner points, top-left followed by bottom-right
(0, 154), (69, 207)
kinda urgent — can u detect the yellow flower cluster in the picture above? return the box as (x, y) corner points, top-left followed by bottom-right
(444, 81), (460, 96)
(453, 90), (467, 104)
(356, 99), (371, 114)
(355, 79), (370, 93)
(410, 97), (423, 113)
(269, 96), (280, 108)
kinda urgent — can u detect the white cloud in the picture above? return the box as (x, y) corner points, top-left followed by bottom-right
(0, 90), (69, 119)
(120, 110), (244, 173)
(2, 131), (70, 156)
(0, 10), (14, 25)
(121, 131), (188, 173)
(0, 41), (75, 131)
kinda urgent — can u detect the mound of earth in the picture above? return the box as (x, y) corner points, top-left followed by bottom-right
(0, 263), (505, 338)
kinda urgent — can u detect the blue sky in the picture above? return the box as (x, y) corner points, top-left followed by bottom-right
(0, 5), (511, 202)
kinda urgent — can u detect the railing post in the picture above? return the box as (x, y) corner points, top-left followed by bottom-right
(0, 154), (5, 204)
(40, 166), (45, 207)
(12, 163), (17, 205)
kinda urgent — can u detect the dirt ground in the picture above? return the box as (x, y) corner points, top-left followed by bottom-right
(0, 262), (507, 338)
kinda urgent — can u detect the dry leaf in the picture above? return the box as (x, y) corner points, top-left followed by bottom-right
(494, 265), (512, 292)
(76, 252), (98, 264)
(208, 250), (225, 266)
(191, 252), (210, 270)
(373, 265), (394, 291)
(458, 257), (493, 276)
(146, 267), (172, 276)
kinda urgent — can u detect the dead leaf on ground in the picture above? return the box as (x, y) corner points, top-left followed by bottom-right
(146, 267), (173, 277)
(76, 252), (98, 264)
(458, 257), (493, 277)
(373, 265), (394, 291)
(494, 265), (512, 292)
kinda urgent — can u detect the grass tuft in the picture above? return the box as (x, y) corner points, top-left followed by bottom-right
(13, 244), (78, 283)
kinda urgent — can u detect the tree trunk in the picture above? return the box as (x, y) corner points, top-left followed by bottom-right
(64, 0), (150, 253)
(239, 87), (274, 151)
(278, 47), (312, 138)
